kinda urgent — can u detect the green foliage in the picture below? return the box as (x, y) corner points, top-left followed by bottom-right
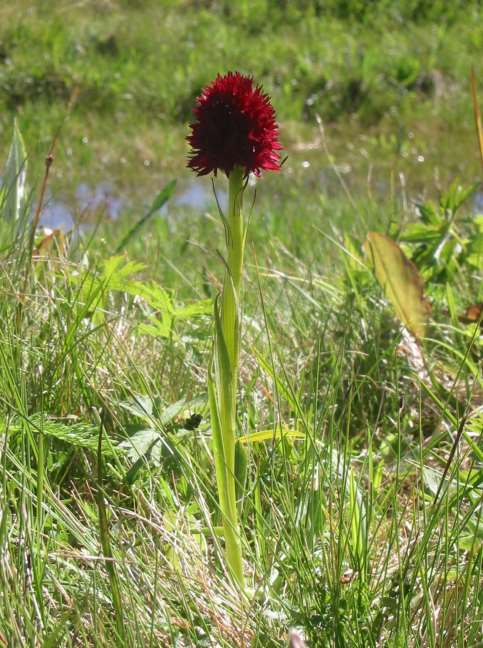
(136, 281), (212, 340)
(0, 0), (481, 161)
(119, 395), (206, 484)
(183, 0), (481, 24)
(68, 252), (211, 336)
(0, 38), (481, 648)
(399, 181), (482, 283)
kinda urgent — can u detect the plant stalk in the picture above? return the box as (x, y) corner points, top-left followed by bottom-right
(210, 165), (245, 588)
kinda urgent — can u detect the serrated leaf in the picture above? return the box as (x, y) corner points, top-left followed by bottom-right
(131, 281), (173, 312)
(138, 315), (174, 339)
(68, 255), (146, 324)
(102, 256), (146, 290)
(466, 233), (483, 269)
(173, 299), (212, 320)
(364, 232), (432, 339)
(440, 180), (477, 213)
(4, 415), (117, 455)
(416, 202), (440, 225)
(399, 223), (443, 243)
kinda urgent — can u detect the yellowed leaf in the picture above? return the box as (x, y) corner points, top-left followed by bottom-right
(33, 227), (66, 258)
(238, 428), (305, 445)
(470, 68), (483, 169)
(364, 231), (431, 339)
(459, 302), (483, 328)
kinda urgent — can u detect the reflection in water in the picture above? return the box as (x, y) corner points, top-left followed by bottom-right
(474, 190), (483, 213)
(175, 181), (227, 211)
(40, 182), (124, 231)
(40, 199), (74, 230)
(33, 177), (483, 233)
(39, 179), (228, 231)
(75, 182), (123, 220)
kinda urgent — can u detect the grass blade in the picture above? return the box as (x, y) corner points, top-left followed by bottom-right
(115, 180), (176, 253)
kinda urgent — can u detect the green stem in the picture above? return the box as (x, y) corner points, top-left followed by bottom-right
(223, 168), (245, 316)
(211, 165), (246, 589)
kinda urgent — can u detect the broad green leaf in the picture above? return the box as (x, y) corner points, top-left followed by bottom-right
(208, 363), (229, 515)
(422, 465), (442, 496)
(119, 429), (163, 468)
(349, 468), (367, 574)
(238, 428), (305, 444)
(160, 396), (206, 426)
(118, 394), (154, 421)
(457, 521), (483, 552)
(2, 120), (28, 222)
(213, 294), (234, 403)
(364, 231), (432, 339)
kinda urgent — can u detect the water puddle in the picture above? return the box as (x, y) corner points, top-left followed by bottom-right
(174, 181), (227, 211)
(473, 190), (483, 213)
(40, 199), (75, 231)
(32, 165), (483, 233)
(75, 182), (123, 220)
(38, 179), (230, 231)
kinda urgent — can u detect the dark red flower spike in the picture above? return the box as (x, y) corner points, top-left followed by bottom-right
(187, 72), (282, 177)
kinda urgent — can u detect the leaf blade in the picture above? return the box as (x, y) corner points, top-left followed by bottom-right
(114, 180), (176, 253)
(364, 231), (431, 339)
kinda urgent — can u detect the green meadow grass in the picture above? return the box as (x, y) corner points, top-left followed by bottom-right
(0, 1), (482, 646)
(0, 147), (481, 645)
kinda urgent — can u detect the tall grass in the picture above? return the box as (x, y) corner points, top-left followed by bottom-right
(0, 121), (481, 647)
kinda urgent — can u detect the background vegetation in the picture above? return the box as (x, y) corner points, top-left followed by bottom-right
(0, 1), (481, 646)
(0, 0), (481, 192)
